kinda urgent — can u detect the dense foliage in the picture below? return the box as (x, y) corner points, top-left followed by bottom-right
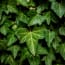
(0, 0), (65, 65)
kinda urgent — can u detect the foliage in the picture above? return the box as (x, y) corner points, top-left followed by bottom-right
(0, 0), (65, 65)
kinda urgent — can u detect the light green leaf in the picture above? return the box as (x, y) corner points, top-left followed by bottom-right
(52, 36), (61, 50)
(43, 11), (57, 25)
(7, 45), (20, 58)
(29, 11), (57, 26)
(16, 27), (46, 55)
(6, 5), (17, 14)
(42, 52), (55, 65)
(17, 12), (29, 24)
(20, 48), (31, 62)
(28, 14), (45, 26)
(16, 0), (29, 6)
(26, 32), (37, 56)
(7, 34), (17, 46)
(0, 25), (9, 35)
(45, 30), (55, 47)
(16, 0), (35, 7)
(51, 2), (65, 18)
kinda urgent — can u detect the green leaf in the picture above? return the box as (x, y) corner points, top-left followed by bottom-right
(16, 0), (35, 7)
(42, 52), (55, 65)
(20, 48), (30, 62)
(28, 56), (40, 65)
(52, 36), (61, 50)
(0, 25), (9, 35)
(51, 2), (65, 18)
(0, 55), (8, 63)
(37, 4), (48, 14)
(28, 14), (45, 26)
(7, 45), (20, 58)
(17, 12), (29, 24)
(45, 30), (55, 47)
(16, 27), (46, 55)
(6, 5), (17, 14)
(29, 11), (57, 26)
(5, 55), (17, 65)
(26, 32), (37, 56)
(59, 26), (65, 36)
(42, 11), (56, 25)
(16, 0), (28, 6)
(37, 44), (48, 55)
(0, 39), (7, 49)
(7, 34), (17, 46)
(57, 44), (65, 60)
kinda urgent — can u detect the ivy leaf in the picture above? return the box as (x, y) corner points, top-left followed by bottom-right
(0, 39), (7, 49)
(16, 0), (35, 7)
(42, 52), (55, 65)
(42, 11), (57, 25)
(6, 5), (17, 14)
(37, 44), (48, 55)
(16, 27), (46, 55)
(0, 55), (8, 63)
(28, 14), (45, 26)
(26, 32), (37, 56)
(52, 36), (61, 50)
(0, 25), (9, 35)
(57, 44), (65, 60)
(7, 34), (17, 46)
(51, 2), (65, 18)
(37, 3), (48, 14)
(29, 11), (57, 26)
(7, 45), (20, 58)
(59, 27), (65, 36)
(28, 56), (40, 65)
(16, 12), (29, 24)
(19, 48), (31, 64)
(45, 30), (55, 47)
(16, 0), (29, 6)
(5, 55), (17, 65)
